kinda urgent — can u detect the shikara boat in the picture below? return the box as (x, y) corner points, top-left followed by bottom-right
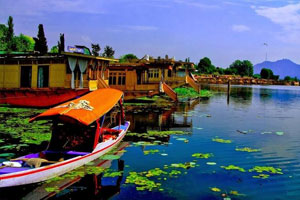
(0, 88), (130, 187)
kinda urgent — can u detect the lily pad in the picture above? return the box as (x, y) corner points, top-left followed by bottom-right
(221, 165), (245, 172)
(206, 162), (217, 165)
(192, 153), (213, 159)
(212, 137), (232, 144)
(101, 154), (121, 160)
(161, 153), (168, 156)
(275, 131), (284, 136)
(235, 147), (261, 152)
(252, 174), (270, 179)
(249, 166), (283, 174)
(210, 187), (221, 192)
(0, 153), (15, 158)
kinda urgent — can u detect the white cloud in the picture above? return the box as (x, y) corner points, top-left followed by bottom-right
(232, 24), (250, 32)
(253, 3), (300, 43)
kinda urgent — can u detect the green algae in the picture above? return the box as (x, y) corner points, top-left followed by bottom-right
(252, 174), (270, 179)
(212, 137), (232, 144)
(144, 149), (159, 155)
(249, 166), (283, 174)
(210, 187), (221, 192)
(192, 153), (213, 159)
(221, 165), (246, 172)
(125, 172), (161, 191)
(235, 147), (261, 152)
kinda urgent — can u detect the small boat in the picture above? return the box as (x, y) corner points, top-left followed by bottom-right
(0, 88), (130, 187)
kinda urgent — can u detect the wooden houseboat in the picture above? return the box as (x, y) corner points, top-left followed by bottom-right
(0, 49), (117, 107)
(107, 57), (200, 101)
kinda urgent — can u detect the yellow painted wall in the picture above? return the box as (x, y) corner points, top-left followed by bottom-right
(49, 64), (66, 88)
(0, 65), (20, 88)
(31, 65), (38, 88)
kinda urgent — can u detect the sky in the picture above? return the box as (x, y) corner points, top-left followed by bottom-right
(1, 0), (300, 68)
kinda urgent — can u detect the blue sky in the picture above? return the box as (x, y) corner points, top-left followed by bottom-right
(1, 0), (300, 67)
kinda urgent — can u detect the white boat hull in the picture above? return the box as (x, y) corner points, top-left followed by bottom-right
(0, 122), (130, 188)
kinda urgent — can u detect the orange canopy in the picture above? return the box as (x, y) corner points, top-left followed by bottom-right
(30, 88), (123, 126)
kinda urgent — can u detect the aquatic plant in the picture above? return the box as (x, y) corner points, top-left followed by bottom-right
(249, 166), (283, 174)
(104, 170), (123, 178)
(230, 190), (245, 196)
(235, 147), (261, 152)
(192, 153), (214, 159)
(85, 166), (105, 175)
(170, 162), (196, 169)
(174, 87), (212, 98)
(100, 154), (121, 160)
(20, 132), (51, 145)
(210, 187), (221, 192)
(169, 170), (181, 177)
(221, 165), (246, 172)
(45, 186), (60, 193)
(143, 168), (167, 177)
(252, 174), (270, 179)
(275, 131), (284, 136)
(206, 162), (217, 165)
(212, 137), (232, 144)
(125, 172), (161, 191)
(143, 149), (159, 155)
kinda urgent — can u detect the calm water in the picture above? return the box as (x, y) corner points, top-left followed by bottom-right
(1, 85), (300, 200)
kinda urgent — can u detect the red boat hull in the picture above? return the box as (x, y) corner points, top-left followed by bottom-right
(0, 88), (90, 108)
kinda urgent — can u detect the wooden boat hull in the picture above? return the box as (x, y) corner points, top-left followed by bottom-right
(0, 88), (89, 108)
(0, 121), (130, 188)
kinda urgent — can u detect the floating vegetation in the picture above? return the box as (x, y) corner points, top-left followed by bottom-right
(0, 144), (29, 151)
(221, 165), (246, 172)
(170, 162), (196, 169)
(143, 168), (167, 177)
(210, 187), (221, 192)
(192, 153), (214, 159)
(206, 162), (217, 165)
(132, 141), (158, 146)
(20, 132), (51, 145)
(86, 166), (105, 175)
(101, 154), (121, 160)
(235, 147), (261, 152)
(212, 137), (232, 144)
(249, 166), (283, 174)
(103, 170), (123, 178)
(275, 131), (284, 136)
(169, 170), (181, 177)
(125, 172), (161, 191)
(174, 87), (212, 98)
(230, 190), (245, 196)
(252, 174), (270, 179)
(144, 149), (159, 155)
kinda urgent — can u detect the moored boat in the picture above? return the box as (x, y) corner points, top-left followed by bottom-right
(0, 88), (130, 187)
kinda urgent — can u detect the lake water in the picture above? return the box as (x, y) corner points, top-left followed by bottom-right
(0, 85), (300, 200)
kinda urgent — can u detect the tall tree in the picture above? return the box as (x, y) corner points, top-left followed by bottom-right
(14, 34), (35, 52)
(260, 68), (274, 79)
(7, 16), (15, 51)
(34, 24), (48, 54)
(58, 33), (65, 53)
(102, 45), (115, 58)
(91, 43), (100, 56)
(197, 57), (215, 74)
(119, 54), (138, 63)
(0, 24), (8, 51)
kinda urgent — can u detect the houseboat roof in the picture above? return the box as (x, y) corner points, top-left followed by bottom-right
(30, 88), (123, 126)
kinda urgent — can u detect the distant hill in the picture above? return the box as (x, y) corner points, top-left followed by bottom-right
(254, 59), (300, 79)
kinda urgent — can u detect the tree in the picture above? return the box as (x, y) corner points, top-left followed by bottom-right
(229, 60), (253, 77)
(34, 24), (48, 54)
(197, 57), (215, 74)
(0, 24), (8, 51)
(50, 45), (59, 53)
(6, 16), (15, 51)
(102, 45), (115, 58)
(260, 68), (274, 79)
(58, 33), (65, 53)
(119, 54), (138, 63)
(91, 43), (101, 56)
(284, 76), (292, 81)
(14, 34), (35, 52)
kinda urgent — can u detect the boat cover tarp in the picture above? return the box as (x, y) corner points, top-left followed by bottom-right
(30, 88), (123, 126)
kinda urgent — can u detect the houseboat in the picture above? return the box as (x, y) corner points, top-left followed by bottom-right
(0, 47), (117, 107)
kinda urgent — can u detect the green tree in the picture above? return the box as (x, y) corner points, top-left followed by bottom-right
(7, 16), (15, 51)
(229, 60), (253, 77)
(34, 24), (48, 54)
(0, 24), (8, 51)
(102, 45), (115, 58)
(284, 76), (292, 81)
(197, 57), (215, 74)
(91, 43), (100, 56)
(260, 68), (274, 79)
(50, 45), (59, 53)
(119, 54), (138, 63)
(14, 34), (35, 52)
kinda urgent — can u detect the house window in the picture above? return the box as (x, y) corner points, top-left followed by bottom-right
(109, 72), (125, 85)
(20, 66), (32, 88)
(37, 66), (49, 88)
(149, 69), (159, 79)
